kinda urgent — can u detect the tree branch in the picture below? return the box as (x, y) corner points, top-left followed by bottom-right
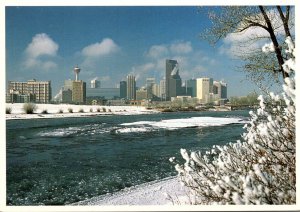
(276, 6), (292, 38)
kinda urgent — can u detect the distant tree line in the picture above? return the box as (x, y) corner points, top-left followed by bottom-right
(230, 92), (259, 106)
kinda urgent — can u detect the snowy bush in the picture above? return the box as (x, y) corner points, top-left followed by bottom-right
(41, 109), (48, 114)
(23, 103), (37, 114)
(6, 107), (12, 114)
(172, 37), (295, 205)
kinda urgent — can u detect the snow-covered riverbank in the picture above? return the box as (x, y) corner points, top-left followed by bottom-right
(72, 177), (188, 205)
(6, 103), (159, 120)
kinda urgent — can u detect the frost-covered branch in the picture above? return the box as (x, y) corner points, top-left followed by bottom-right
(172, 37), (295, 205)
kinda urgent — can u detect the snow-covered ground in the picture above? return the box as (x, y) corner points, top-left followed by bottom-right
(72, 177), (189, 205)
(6, 103), (159, 120)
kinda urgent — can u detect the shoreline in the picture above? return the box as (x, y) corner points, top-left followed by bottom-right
(6, 103), (160, 120)
(5, 103), (246, 120)
(72, 176), (188, 205)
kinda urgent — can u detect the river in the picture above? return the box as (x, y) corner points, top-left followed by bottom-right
(6, 110), (249, 205)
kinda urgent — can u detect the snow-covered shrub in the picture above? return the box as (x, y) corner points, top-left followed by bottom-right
(23, 103), (37, 114)
(6, 107), (12, 114)
(172, 37), (295, 205)
(41, 109), (48, 114)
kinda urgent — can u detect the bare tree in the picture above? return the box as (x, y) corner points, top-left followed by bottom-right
(200, 6), (294, 82)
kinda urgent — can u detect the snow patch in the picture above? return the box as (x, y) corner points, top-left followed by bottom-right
(121, 116), (245, 130)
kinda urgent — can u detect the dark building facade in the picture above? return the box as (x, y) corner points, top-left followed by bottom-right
(127, 75), (136, 100)
(120, 81), (127, 99)
(165, 59), (178, 100)
(186, 79), (197, 97)
(169, 71), (182, 97)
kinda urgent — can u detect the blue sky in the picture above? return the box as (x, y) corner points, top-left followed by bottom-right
(6, 6), (260, 97)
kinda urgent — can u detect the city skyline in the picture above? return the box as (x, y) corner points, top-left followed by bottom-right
(6, 6), (261, 97)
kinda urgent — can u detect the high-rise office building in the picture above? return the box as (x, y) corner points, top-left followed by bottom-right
(196, 78), (213, 104)
(160, 78), (166, 100)
(186, 79), (197, 97)
(59, 79), (73, 103)
(220, 81), (227, 99)
(165, 59), (178, 100)
(62, 89), (72, 103)
(91, 79), (100, 88)
(120, 81), (127, 99)
(213, 81), (227, 99)
(127, 75), (136, 100)
(152, 83), (161, 98)
(169, 65), (182, 98)
(72, 81), (86, 104)
(146, 77), (155, 99)
(7, 79), (52, 103)
(64, 79), (73, 90)
(27, 79), (52, 103)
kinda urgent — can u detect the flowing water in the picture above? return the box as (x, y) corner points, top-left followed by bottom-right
(6, 110), (249, 205)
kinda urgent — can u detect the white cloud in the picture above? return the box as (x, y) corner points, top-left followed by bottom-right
(170, 41), (193, 55)
(81, 38), (120, 58)
(146, 41), (192, 59)
(42, 61), (57, 70)
(146, 45), (169, 59)
(25, 33), (58, 58)
(80, 38), (120, 70)
(24, 33), (59, 70)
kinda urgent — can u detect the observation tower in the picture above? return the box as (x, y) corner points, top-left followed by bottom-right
(74, 66), (81, 81)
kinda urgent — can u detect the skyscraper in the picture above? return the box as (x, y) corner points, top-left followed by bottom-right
(186, 79), (197, 97)
(169, 64), (182, 97)
(120, 81), (127, 99)
(213, 81), (227, 99)
(160, 78), (166, 100)
(146, 77), (155, 99)
(196, 78), (213, 104)
(127, 75), (136, 100)
(165, 59), (178, 100)
(72, 81), (86, 104)
(91, 79), (100, 88)
(152, 83), (161, 98)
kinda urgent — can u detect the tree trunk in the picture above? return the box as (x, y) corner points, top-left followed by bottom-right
(259, 6), (289, 79)
(276, 6), (292, 38)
